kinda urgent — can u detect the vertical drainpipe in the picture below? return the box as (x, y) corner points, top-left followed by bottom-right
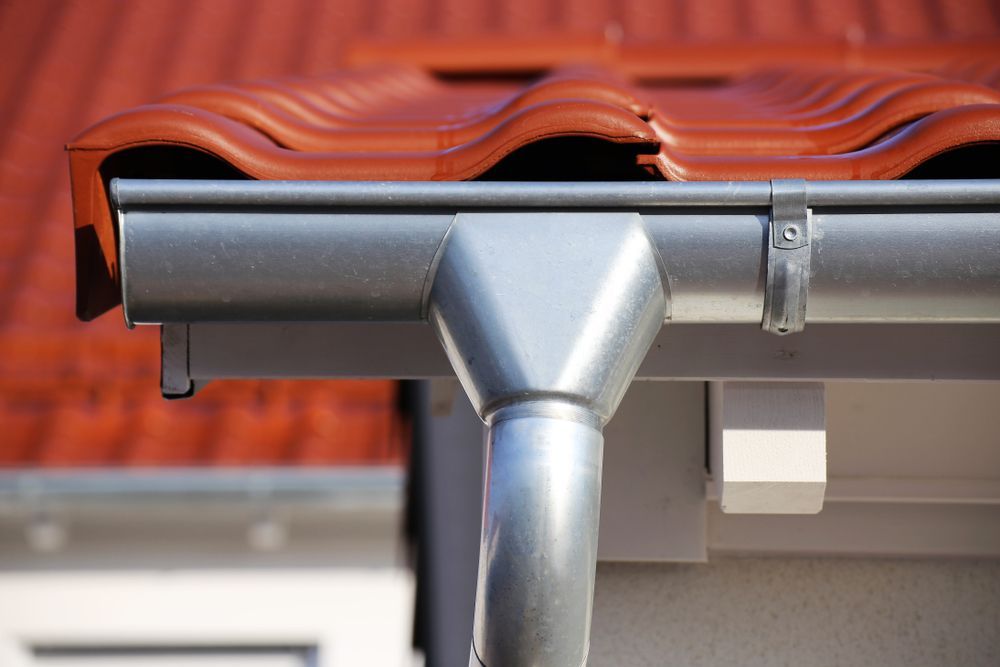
(428, 212), (668, 666)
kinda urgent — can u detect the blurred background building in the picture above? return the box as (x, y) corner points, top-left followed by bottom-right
(2, 1), (1000, 666)
(3, 2), (415, 664)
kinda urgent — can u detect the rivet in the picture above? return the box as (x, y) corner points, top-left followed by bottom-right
(782, 225), (799, 242)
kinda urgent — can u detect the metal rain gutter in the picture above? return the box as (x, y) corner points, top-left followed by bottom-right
(113, 178), (1000, 666)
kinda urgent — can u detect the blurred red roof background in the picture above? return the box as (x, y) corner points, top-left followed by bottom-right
(4, 0), (1000, 467)
(2, 0), (415, 467)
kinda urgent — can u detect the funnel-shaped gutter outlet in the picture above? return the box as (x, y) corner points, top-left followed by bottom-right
(428, 213), (668, 666)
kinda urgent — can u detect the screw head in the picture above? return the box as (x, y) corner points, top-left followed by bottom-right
(782, 225), (799, 242)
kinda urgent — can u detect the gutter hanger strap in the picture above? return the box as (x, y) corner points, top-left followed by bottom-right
(763, 179), (811, 335)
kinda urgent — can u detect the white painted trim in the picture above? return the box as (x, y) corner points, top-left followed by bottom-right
(709, 382), (827, 514)
(0, 571), (417, 667)
(707, 477), (1000, 505)
(707, 500), (1000, 557)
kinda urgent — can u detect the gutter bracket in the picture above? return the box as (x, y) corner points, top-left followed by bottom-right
(161, 324), (203, 399)
(762, 179), (811, 335)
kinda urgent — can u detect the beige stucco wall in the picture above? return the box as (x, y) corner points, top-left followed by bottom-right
(591, 558), (1000, 667)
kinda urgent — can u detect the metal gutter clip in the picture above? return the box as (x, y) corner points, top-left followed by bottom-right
(763, 179), (811, 335)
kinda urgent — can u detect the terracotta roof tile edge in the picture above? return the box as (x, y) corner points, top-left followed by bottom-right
(647, 104), (1000, 180)
(67, 101), (657, 320)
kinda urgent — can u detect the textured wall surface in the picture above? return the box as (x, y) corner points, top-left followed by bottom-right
(591, 558), (1000, 667)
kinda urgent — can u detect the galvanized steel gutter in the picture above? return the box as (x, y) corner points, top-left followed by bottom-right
(114, 178), (1000, 666)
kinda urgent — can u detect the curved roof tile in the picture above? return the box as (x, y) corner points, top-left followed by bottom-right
(651, 81), (1000, 155)
(68, 63), (1000, 320)
(71, 99), (657, 175)
(646, 105), (1000, 181)
(158, 75), (649, 150)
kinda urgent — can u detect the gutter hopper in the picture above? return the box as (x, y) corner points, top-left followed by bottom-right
(430, 212), (667, 665)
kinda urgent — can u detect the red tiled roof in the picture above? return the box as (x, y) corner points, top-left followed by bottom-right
(3, 380), (402, 468)
(9, 0), (1000, 467)
(348, 37), (1000, 79)
(4, 0), (432, 468)
(70, 64), (1000, 178)
(70, 61), (1000, 318)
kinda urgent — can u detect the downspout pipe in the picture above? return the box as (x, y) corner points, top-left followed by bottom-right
(428, 213), (667, 665)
